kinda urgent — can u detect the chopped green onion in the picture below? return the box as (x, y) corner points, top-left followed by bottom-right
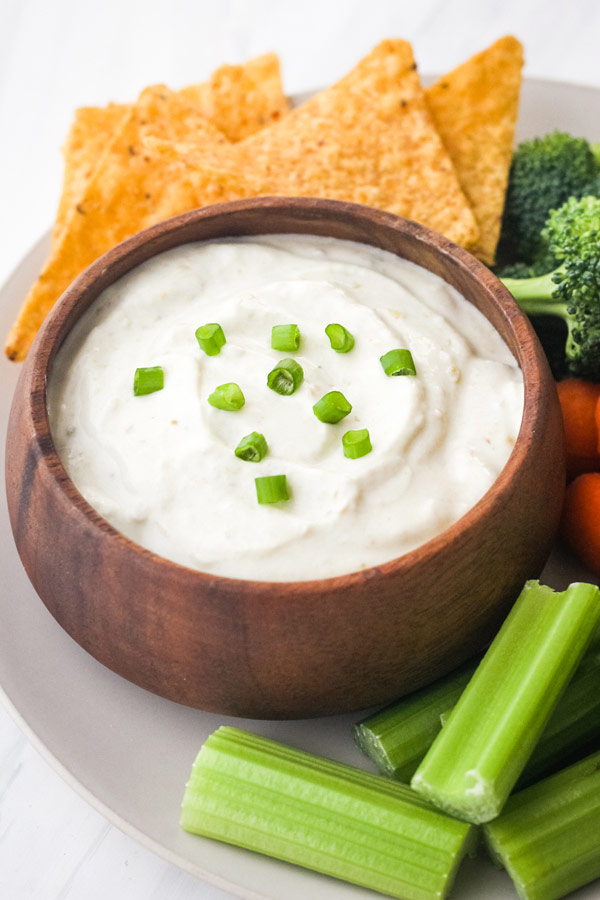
(380, 349), (417, 377)
(325, 323), (355, 353)
(133, 366), (164, 396)
(235, 432), (268, 463)
(195, 322), (226, 356)
(355, 662), (476, 782)
(483, 751), (600, 900)
(255, 474), (288, 504)
(313, 390), (352, 424)
(411, 580), (600, 824)
(266, 358), (304, 395)
(207, 382), (245, 411)
(181, 726), (475, 900)
(271, 324), (300, 352)
(342, 428), (372, 459)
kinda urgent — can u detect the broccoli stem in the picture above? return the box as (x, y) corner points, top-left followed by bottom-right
(501, 266), (578, 358)
(501, 268), (562, 303)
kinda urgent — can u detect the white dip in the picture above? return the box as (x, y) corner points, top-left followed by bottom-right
(48, 235), (523, 581)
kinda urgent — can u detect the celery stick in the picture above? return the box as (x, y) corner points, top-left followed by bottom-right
(438, 645), (600, 790)
(517, 643), (600, 788)
(483, 751), (600, 900)
(354, 662), (476, 781)
(411, 580), (600, 824)
(182, 726), (475, 900)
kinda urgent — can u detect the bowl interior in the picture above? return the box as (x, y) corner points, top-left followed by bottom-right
(37, 197), (536, 587)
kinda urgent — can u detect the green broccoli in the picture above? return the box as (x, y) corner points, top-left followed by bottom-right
(501, 195), (600, 380)
(494, 256), (556, 280)
(498, 132), (598, 264)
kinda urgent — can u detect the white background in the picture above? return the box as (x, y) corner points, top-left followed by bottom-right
(1, 0), (599, 897)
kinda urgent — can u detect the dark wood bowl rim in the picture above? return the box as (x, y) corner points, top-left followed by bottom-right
(27, 197), (541, 596)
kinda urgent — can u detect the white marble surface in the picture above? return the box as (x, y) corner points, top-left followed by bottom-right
(1, 0), (600, 897)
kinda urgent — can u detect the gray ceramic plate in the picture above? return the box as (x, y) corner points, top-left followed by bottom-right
(1, 77), (599, 900)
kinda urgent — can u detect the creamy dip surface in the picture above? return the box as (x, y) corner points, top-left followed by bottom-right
(48, 235), (524, 581)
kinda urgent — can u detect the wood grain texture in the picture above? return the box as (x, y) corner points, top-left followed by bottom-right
(5, 198), (565, 718)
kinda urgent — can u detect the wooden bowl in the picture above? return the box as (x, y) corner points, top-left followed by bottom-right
(6, 198), (565, 718)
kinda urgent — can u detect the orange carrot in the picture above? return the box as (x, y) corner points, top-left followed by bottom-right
(562, 473), (600, 578)
(556, 379), (600, 478)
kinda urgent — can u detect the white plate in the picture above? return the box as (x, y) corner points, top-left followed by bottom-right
(1, 77), (599, 900)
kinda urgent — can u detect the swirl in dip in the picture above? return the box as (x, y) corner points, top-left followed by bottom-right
(48, 234), (523, 581)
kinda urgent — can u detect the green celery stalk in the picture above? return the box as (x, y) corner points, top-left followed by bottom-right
(354, 662), (476, 781)
(518, 644), (600, 787)
(410, 580), (600, 824)
(181, 726), (475, 900)
(483, 751), (600, 900)
(357, 626), (600, 788)
(438, 645), (600, 790)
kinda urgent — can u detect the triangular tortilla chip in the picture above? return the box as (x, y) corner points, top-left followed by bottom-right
(179, 53), (289, 142)
(225, 40), (478, 248)
(426, 36), (524, 264)
(50, 55), (288, 251)
(53, 104), (129, 247)
(5, 87), (231, 361)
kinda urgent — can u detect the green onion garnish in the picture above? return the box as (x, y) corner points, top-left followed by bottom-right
(380, 349), (417, 377)
(483, 751), (600, 900)
(133, 366), (164, 396)
(235, 432), (268, 463)
(313, 390), (352, 424)
(255, 474), (289, 504)
(342, 428), (372, 459)
(181, 726), (475, 900)
(195, 322), (226, 356)
(207, 382), (245, 411)
(271, 324), (300, 352)
(266, 358), (304, 395)
(411, 580), (600, 824)
(325, 323), (355, 353)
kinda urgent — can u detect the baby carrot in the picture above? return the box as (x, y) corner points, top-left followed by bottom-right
(556, 379), (600, 477)
(561, 473), (600, 578)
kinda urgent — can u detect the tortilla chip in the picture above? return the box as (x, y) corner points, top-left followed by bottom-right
(426, 36), (524, 264)
(50, 54), (287, 250)
(7, 54), (290, 360)
(224, 40), (478, 248)
(5, 87), (231, 361)
(5, 162), (263, 362)
(8, 44), (481, 361)
(178, 53), (289, 141)
(52, 104), (129, 248)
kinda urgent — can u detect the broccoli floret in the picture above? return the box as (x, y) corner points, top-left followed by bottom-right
(498, 132), (598, 264)
(544, 194), (600, 258)
(583, 173), (600, 197)
(501, 195), (600, 380)
(495, 261), (538, 279)
(494, 255), (556, 280)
